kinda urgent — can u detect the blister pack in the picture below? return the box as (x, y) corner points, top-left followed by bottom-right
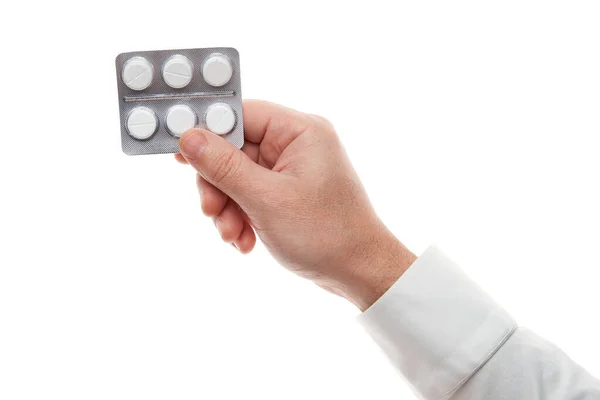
(115, 47), (244, 155)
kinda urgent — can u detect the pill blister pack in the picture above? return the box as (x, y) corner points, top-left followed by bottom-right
(115, 47), (244, 155)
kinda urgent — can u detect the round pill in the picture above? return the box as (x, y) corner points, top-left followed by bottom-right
(166, 105), (197, 137)
(162, 55), (193, 89)
(205, 103), (236, 135)
(122, 56), (154, 91)
(202, 54), (233, 87)
(126, 107), (158, 140)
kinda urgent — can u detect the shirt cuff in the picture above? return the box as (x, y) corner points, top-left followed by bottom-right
(358, 245), (517, 400)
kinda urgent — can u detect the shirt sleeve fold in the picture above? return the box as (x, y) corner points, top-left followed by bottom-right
(358, 245), (517, 400)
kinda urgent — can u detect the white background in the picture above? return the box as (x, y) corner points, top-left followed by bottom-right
(1, 1), (599, 399)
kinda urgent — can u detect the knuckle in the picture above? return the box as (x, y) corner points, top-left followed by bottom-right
(210, 150), (242, 185)
(200, 199), (216, 216)
(220, 227), (236, 242)
(308, 114), (338, 143)
(309, 114), (334, 130)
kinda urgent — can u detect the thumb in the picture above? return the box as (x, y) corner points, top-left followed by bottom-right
(179, 128), (271, 204)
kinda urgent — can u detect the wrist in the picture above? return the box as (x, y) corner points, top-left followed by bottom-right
(341, 224), (417, 311)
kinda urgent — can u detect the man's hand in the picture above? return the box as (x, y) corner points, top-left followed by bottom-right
(176, 100), (416, 310)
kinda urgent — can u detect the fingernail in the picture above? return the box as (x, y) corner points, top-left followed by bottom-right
(231, 243), (239, 252)
(179, 130), (207, 161)
(214, 217), (223, 232)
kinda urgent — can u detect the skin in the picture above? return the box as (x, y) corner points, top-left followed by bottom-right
(177, 100), (416, 311)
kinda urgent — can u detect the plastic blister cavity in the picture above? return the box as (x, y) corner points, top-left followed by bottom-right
(115, 47), (244, 155)
(205, 103), (236, 135)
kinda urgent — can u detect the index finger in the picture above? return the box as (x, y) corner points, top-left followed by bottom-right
(242, 100), (311, 144)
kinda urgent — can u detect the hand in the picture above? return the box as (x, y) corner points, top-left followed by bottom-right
(176, 100), (416, 310)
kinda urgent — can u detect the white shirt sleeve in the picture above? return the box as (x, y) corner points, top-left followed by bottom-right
(358, 246), (600, 400)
